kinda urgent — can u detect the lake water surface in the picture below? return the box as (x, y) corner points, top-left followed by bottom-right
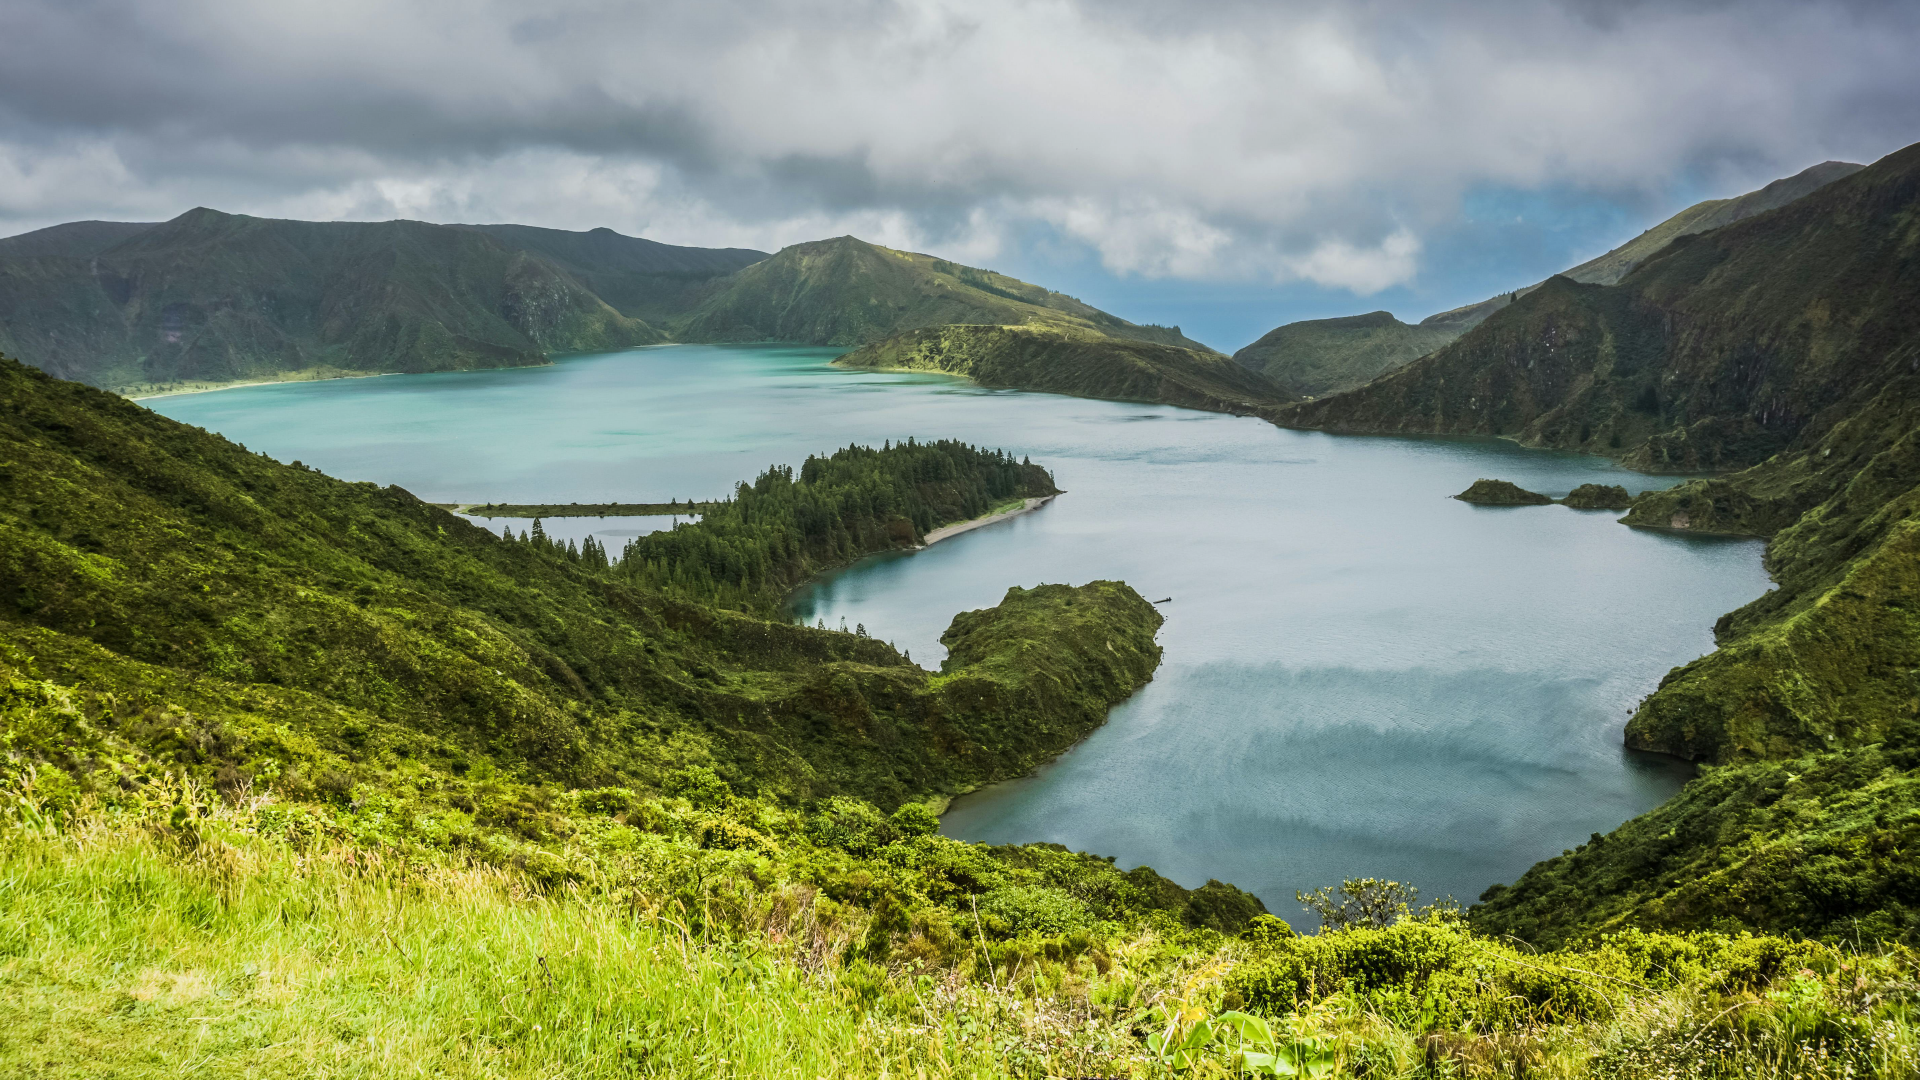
(151, 345), (1771, 923)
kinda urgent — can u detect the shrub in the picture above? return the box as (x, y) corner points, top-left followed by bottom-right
(980, 884), (1094, 937)
(889, 802), (940, 838)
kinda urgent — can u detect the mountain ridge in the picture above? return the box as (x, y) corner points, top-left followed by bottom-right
(674, 235), (1214, 352)
(0, 208), (673, 388)
(836, 323), (1289, 414)
(1234, 160), (1864, 399)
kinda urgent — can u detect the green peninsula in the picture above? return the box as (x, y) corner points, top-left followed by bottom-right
(837, 322), (1291, 415)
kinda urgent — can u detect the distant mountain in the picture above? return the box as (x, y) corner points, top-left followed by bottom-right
(675, 235), (1213, 352)
(1234, 161), (1863, 398)
(837, 324), (1289, 415)
(1277, 147), (1914, 472)
(0, 220), (159, 259)
(456, 223), (766, 323)
(0, 209), (674, 388)
(1558, 161), (1863, 287)
(1231, 310), (1457, 398)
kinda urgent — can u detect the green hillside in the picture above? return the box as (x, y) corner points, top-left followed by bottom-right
(0, 210), (706, 389)
(1231, 310), (1457, 398)
(837, 323), (1289, 414)
(1560, 161), (1863, 286)
(8, 351), (1912, 1077)
(1232, 161), (1863, 400)
(0, 352), (1179, 802)
(458, 222), (767, 323)
(1324, 143), (1920, 946)
(0, 219), (158, 258)
(1277, 143), (1920, 471)
(675, 235), (1212, 351)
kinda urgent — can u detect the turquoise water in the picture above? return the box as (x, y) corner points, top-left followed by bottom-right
(151, 345), (1771, 922)
(452, 514), (695, 559)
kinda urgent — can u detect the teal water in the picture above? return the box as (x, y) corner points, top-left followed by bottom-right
(151, 345), (1771, 922)
(452, 514), (696, 559)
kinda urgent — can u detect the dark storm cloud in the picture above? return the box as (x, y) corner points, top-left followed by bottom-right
(0, 0), (1916, 287)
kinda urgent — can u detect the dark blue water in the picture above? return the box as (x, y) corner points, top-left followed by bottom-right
(151, 345), (1770, 922)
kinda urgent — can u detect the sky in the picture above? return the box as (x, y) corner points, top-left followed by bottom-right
(1, 0), (1917, 351)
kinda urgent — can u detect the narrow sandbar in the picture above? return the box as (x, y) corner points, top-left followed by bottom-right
(921, 495), (1055, 547)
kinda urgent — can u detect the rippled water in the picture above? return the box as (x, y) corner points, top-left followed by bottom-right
(151, 345), (1770, 921)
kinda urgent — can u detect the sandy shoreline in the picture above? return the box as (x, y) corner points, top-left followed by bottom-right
(920, 495), (1054, 547)
(129, 371), (402, 401)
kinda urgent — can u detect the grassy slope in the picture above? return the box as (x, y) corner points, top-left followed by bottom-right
(1459, 150), (1920, 944)
(1561, 161), (1863, 287)
(0, 355), (1165, 805)
(837, 324), (1290, 415)
(675, 236), (1212, 352)
(1474, 738), (1920, 948)
(1234, 161), (1864, 411)
(1277, 143), (1920, 473)
(5, 358), (1917, 1074)
(457, 223), (768, 323)
(0, 209), (663, 389)
(0, 220), (159, 259)
(1231, 311), (1458, 398)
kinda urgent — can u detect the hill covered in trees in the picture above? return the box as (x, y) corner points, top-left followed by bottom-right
(837, 323), (1289, 414)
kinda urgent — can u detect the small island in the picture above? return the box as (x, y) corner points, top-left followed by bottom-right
(1561, 483), (1634, 510)
(1454, 478), (1553, 505)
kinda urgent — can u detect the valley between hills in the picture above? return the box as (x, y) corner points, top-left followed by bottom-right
(4, 143), (1920, 1078)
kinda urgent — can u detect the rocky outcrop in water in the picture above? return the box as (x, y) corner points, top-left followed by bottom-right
(1561, 483), (1634, 510)
(1454, 479), (1553, 505)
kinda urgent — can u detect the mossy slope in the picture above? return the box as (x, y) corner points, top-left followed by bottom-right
(836, 323), (1289, 415)
(1230, 162), (1861, 409)
(1454, 479), (1553, 505)
(1232, 310), (1457, 398)
(1277, 143), (1920, 473)
(0, 209), (666, 389)
(676, 236), (1211, 351)
(1473, 738), (1920, 948)
(0, 354), (1157, 806)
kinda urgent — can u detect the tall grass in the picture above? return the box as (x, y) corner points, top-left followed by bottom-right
(0, 810), (1032, 1078)
(5, 788), (1917, 1078)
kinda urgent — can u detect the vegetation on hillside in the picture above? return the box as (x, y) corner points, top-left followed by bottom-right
(1230, 161), (1862, 413)
(676, 236), (1212, 352)
(1474, 735), (1920, 948)
(617, 439), (1058, 611)
(0, 209), (666, 389)
(1429, 146), (1920, 946)
(1277, 144), (1919, 473)
(1231, 311), (1456, 399)
(457, 223), (767, 323)
(6, 339), (1920, 1074)
(1454, 479), (1553, 506)
(838, 323), (1289, 415)
(0, 353), (1158, 809)
(7, 786), (1914, 1078)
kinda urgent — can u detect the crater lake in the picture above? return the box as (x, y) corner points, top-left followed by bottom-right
(149, 344), (1770, 922)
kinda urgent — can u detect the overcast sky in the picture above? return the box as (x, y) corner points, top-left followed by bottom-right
(2, 0), (1916, 348)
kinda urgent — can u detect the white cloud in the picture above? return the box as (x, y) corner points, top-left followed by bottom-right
(1285, 230), (1422, 294)
(0, 0), (1913, 289)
